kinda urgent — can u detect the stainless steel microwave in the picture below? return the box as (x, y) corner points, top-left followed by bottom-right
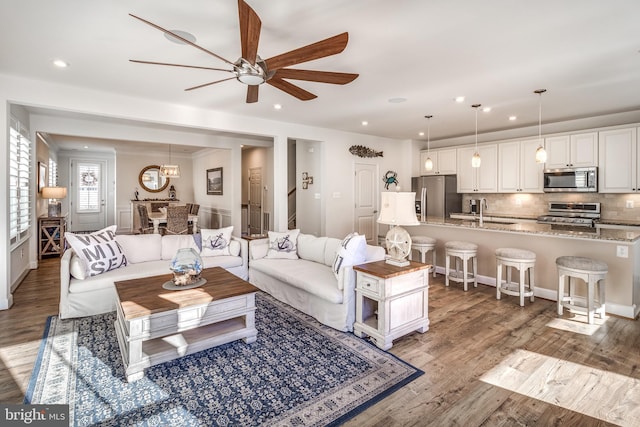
(543, 167), (597, 192)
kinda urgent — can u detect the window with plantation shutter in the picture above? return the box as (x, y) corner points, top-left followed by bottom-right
(9, 115), (32, 247)
(76, 162), (101, 212)
(48, 158), (58, 186)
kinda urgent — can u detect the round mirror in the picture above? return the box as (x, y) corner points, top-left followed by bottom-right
(138, 165), (170, 193)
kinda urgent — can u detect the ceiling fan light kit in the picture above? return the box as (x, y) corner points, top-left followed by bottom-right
(129, 0), (358, 103)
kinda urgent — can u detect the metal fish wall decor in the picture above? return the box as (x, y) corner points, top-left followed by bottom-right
(348, 145), (383, 158)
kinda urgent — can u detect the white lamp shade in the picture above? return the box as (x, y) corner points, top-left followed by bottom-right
(41, 186), (67, 199)
(377, 192), (420, 226)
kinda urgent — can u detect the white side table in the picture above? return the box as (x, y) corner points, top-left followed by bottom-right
(353, 260), (430, 350)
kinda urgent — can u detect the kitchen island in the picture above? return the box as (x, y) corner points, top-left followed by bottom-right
(409, 217), (640, 319)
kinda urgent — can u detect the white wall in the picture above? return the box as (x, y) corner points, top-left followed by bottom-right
(0, 73), (405, 311)
(296, 140), (322, 236)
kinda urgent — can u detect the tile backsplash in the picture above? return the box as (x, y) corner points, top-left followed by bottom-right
(462, 193), (640, 222)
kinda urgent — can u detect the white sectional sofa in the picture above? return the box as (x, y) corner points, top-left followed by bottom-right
(60, 233), (248, 319)
(248, 233), (385, 332)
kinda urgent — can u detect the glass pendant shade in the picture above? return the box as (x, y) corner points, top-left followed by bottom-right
(535, 146), (547, 163)
(424, 157), (434, 171)
(472, 152), (482, 168)
(471, 104), (481, 168)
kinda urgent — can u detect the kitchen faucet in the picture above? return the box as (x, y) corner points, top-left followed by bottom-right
(479, 198), (488, 227)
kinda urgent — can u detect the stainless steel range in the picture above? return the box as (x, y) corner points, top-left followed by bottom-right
(537, 202), (601, 227)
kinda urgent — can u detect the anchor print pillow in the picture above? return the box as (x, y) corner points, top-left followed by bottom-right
(265, 229), (300, 260)
(332, 232), (367, 279)
(201, 226), (234, 256)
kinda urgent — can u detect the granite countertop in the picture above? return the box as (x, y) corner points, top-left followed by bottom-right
(418, 216), (640, 242)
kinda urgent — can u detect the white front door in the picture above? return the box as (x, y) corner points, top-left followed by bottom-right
(354, 163), (379, 245)
(69, 159), (107, 232)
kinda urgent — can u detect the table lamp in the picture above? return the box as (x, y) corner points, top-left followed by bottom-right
(41, 186), (67, 217)
(377, 191), (420, 266)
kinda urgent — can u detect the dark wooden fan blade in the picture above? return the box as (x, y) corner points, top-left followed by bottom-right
(129, 59), (233, 73)
(238, 0), (261, 65)
(265, 32), (349, 71)
(274, 68), (358, 85)
(267, 76), (317, 101)
(130, 13), (236, 67)
(246, 85), (259, 103)
(185, 77), (236, 91)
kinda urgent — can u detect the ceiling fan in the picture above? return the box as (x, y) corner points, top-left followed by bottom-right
(129, 0), (359, 103)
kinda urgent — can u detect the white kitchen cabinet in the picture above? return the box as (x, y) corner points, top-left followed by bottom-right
(545, 132), (598, 168)
(498, 139), (544, 193)
(420, 148), (457, 175)
(598, 127), (638, 193)
(457, 144), (498, 193)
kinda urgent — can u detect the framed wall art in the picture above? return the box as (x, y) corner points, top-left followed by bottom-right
(38, 161), (47, 192)
(207, 167), (223, 195)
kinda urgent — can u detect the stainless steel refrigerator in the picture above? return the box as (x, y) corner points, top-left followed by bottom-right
(411, 175), (462, 221)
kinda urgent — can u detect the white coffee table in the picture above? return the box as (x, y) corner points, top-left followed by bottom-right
(114, 267), (258, 382)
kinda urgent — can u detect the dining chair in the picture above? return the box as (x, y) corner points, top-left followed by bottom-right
(165, 205), (189, 235)
(137, 204), (154, 234)
(190, 204), (200, 215)
(186, 203), (193, 215)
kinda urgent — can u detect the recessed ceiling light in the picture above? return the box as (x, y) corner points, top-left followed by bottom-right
(483, 107), (491, 112)
(273, 104), (282, 110)
(361, 121), (368, 126)
(509, 116), (517, 121)
(388, 97), (407, 103)
(83, 145), (89, 149)
(164, 30), (197, 45)
(53, 59), (68, 68)
(418, 131), (425, 137)
(455, 96), (465, 103)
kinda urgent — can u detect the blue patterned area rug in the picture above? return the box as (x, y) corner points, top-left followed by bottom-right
(25, 293), (422, 426)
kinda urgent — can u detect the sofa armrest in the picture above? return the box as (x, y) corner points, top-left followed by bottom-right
(59, 249), (74, 319)
(231, 235), (249, 267)
(249, 238), (269, 260)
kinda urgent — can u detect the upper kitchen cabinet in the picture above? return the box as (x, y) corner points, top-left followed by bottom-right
(457, 144), (498, 193)
(545, 132), (598, 168)
(420, 148), (457, 175)
(598, 127), (638, 193)
(498, 139), (544, 193)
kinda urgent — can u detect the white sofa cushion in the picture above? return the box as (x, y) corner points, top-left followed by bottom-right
(332, 232), (367, 278)
(116, 234), (162, 263)
(297, 235), (328, 264)
(201, 255), (243, 270)
(324, 238), (341, 266)
(250, 258), (342, 304)
(68, 259), (171, 293)
(161, 235), (200, 260)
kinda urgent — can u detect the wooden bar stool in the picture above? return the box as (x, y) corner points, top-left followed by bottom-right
(556, 256), (608, 324)
(445, 241), (478, 291)
(495, 248), (536, 306)
(411, 236), (437, 277)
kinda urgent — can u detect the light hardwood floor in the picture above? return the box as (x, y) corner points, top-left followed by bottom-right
(2, 258), (639, 426)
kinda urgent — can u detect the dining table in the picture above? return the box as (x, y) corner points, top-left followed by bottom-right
(148, 210), (198, 234)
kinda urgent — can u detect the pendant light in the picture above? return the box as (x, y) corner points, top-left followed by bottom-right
(424, 115), (434, 171)
(160, 144), (181, 178)
(471, 104), (481, 168)
(534, 89), (547, 163)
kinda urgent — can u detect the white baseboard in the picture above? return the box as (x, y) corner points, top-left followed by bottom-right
(432, 266), (637, 319)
